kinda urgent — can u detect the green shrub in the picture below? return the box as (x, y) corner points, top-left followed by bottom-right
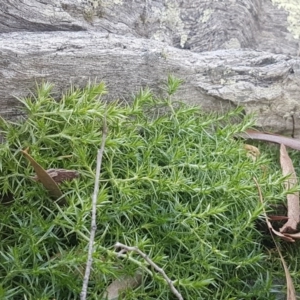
(0, 77), (292, 299)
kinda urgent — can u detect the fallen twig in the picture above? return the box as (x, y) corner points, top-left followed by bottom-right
(114, 242), (184, 300)
(80, 118), (108, 300)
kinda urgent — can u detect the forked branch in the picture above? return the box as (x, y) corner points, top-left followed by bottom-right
(115, 242), (184, 300)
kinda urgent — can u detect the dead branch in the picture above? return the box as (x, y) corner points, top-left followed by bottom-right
(80, 118), (108, 300)
(114, 242), (184, 300)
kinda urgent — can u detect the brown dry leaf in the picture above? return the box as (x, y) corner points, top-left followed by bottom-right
(32, 168), (79, 184)
(253, 177), (295, 242)
(239, 130), (300, 150)
(21, 148), (66, 205)
(244, 144), (260, 161)
(254, 178), (297, 300)
(279, 144), (300, 233)
(104, 272), (142, 300)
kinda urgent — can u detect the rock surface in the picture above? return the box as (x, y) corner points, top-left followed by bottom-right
(1, 0), (300, 135)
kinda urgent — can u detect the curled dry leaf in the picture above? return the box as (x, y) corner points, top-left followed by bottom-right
(21, 148), (66, 205)
(253, 177), (295, 242)
(279, 144), (300, 233)
(32, 168), (79, 184)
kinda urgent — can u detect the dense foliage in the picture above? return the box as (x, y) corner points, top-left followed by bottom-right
(0, 77), (294, 299)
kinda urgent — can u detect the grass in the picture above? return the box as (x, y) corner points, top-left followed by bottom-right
(0, 76), (299, 299)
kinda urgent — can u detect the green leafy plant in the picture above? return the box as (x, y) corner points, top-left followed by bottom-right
(0, 78), (295, 299)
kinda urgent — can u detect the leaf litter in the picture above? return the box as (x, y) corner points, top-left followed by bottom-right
(243, 129), (300, 300)
(21, 149), (79, 206)
(254, 178), (296, 300)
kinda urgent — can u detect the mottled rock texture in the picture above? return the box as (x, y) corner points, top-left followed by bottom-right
(1, 0), (300, 134)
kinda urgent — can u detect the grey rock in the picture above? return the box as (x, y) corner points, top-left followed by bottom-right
(1, 0), (300, 135)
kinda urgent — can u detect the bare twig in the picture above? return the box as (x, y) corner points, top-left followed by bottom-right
(114, 242), (184, 300)
(80, 118), (108, 300)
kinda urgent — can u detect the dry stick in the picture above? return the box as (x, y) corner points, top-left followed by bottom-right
(115, 242), (184, 300)
(80, 119), (108, 300)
